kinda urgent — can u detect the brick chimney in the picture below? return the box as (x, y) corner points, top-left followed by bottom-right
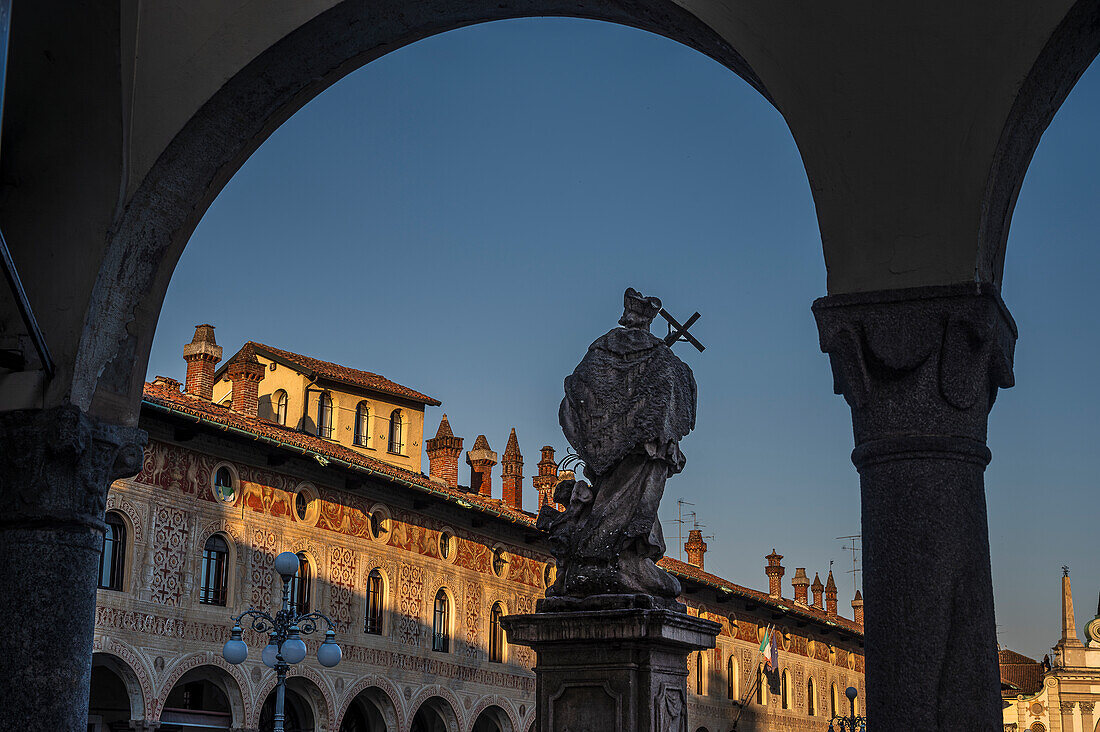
(501, 428), (523, 510)
(183, 324), (222, 400)
(825, 570), (838, 618)
(533, 446), (559, 510)
(466, 435), (497, 497)
(226, 344), (265, 417)
(811, 573), (825, 610)
(792, 568), (810, 605)
(685, 529), (707, 569)
(852, 590), (864, 626)
(426, 415), (463, 488)
(765, 550), (784, 598)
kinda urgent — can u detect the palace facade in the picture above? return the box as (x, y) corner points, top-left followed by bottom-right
(1001, 572), (1100, 732)
(88, 325), (865, 732)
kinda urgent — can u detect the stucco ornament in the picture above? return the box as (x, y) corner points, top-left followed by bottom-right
(538, 288), (696, 606)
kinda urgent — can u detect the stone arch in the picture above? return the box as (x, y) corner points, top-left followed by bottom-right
(104, 492), (145, 543)
(250, 664), (337, 730)
(467, 696), (519, 732)
(91, 648), (150, 722)
(407, 685), (464, 732)
(153, 652), (251, 725)
(338, 675), (405, 732)
(978, 0), (1100, 286)
(74, 0), (770, 422)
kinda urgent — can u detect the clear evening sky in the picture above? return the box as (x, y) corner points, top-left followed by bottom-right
(147, 18), (1100, 661)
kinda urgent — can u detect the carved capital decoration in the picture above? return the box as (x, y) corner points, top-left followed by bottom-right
(1080, 701), (1096, 714)
(813, 283), (1016, 466)
(0, 405), (147, 531)
(1060, 701), (1077, 713)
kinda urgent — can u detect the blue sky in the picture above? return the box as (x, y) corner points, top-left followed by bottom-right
(147, 18), (1100, 660)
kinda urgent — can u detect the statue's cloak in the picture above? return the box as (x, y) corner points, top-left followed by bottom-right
(560, 326), (696, 477)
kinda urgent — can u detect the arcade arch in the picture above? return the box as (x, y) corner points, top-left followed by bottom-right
(89, 653), (146, 730)
(339, 685), (400, 732)
(158, 665), (246, 730)
(409, 695), (460, 732)
(471, 704), (515, 732)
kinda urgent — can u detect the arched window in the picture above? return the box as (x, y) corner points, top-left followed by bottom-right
(365, 569), (383, 635)
(807, 677), (817, 716)
(727, 655), (739, 700)
(432, 589), (450, 652)
(388, 409), (403, 454)
(781, 669), (791, 709)
(287, 553), (311, 614)
(98, 513), (126, 591)
(354, 401), (370, 446)
(199, 535), (229, 606)
(757, 666), (767, 706)
(830, 683), (839, 717)
(318, 393), (334, 438)
(489, 603), (505, 662)
(695, 652), (705, 695)
(274, 390), (288, 426)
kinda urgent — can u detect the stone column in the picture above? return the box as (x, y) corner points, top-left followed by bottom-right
(503, 599), (720, 732)
(0, 406), (146, 732)
(812, 283), (1015, 728)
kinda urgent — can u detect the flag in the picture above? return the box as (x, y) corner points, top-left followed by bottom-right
(759, 625), (773, 668)
(770, 630), (779, 671)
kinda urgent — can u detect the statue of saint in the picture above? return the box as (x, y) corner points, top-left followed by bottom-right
(538, 288), (696, 606)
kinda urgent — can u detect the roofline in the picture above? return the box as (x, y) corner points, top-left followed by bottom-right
(210, 343), (441, 406)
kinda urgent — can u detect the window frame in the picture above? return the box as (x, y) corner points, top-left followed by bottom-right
(387, 409), (403, 455)
(807, 676), (817, 716)
(287, 552), (312, 615)
(488, 602), (505, 663)
(365, 568), (384, 635)
(727, 654), (738, 701)
(274, 389), (288, 426)
(354, 401), (370, 447)
(317, 392), (334, 439)
(199, 533), (230, 606)
(98, 512), (127, 591)
(432, 588), (450, 652)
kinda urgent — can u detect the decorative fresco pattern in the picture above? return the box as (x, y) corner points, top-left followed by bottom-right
(329, 546), (357, 633)
(397, 564), (425, 646)
(148, 507), (190, 606)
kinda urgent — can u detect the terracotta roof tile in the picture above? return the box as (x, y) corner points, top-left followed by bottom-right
(230, 342), (440, 405)
(998, 648), (1044, 697)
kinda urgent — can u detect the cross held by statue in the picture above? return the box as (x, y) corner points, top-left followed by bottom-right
(660, 308), (705, 352)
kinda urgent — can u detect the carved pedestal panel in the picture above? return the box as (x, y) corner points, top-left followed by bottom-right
(502, 606), (719, 732)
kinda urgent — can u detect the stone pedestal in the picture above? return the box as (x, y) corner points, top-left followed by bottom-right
(502, 601), (720, 732)
(0, 406), (146, 732)
(813, 283), (1015, 729)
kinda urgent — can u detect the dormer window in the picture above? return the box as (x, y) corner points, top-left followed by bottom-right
(388, 409), (403, 454)
(354, 402), (370, 446)
(274, 390), (288, 426)
(317, 393), (333, 439)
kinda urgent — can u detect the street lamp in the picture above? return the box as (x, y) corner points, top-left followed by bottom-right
(222, 551), (342, 732)
(828, 686), (867, 731)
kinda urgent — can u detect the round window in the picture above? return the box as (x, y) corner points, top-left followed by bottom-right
(368, 505), (390, 540)
(491, 547), (508, 578)
(292, 484), (320, 525)
(439, 531), (454, 560)
(212, 465), (236, 503)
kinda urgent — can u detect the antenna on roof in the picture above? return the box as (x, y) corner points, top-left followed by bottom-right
(664, 498), (695, 561)
(837, 533), (863, 596)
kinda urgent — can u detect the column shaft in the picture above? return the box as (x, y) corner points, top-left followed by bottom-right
(813, 283), (1015, 729)
(0, 406), (145, 732)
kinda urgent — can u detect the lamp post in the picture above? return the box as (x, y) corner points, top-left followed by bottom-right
(828, 686), (867, 731)
(221, 551), (342, 732)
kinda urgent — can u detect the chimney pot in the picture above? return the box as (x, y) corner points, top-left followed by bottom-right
(466, 435), (498, 497)
(792, 568), (810, 605)
(183, 324), (222, 400)
(685, 529), (707, 570)
(426, 415), (463, 488)
(765, 550), (785, 599)
(533, 446), (559, 510)
(501, 428), (524, 511)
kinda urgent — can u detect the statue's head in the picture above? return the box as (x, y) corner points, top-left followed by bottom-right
(618, 288), (662, 330)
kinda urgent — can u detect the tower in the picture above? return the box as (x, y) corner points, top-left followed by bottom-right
(426, 415), (463, 489)
(533, 446), (559, 510)
(466, 435), (497, 498)
(501, 428), (523, 510)
(765, 550), (785, 598)
(226, 343), (265, 418)
(685, 529), (707, 569)
(183, 324), (222, 400)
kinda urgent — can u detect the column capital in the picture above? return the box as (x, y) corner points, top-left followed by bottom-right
(813, 283), (1016, 463)
(0, 405), (147, 530)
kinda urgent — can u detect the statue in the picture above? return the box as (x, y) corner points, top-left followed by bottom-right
(537, 288), (697, 608)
